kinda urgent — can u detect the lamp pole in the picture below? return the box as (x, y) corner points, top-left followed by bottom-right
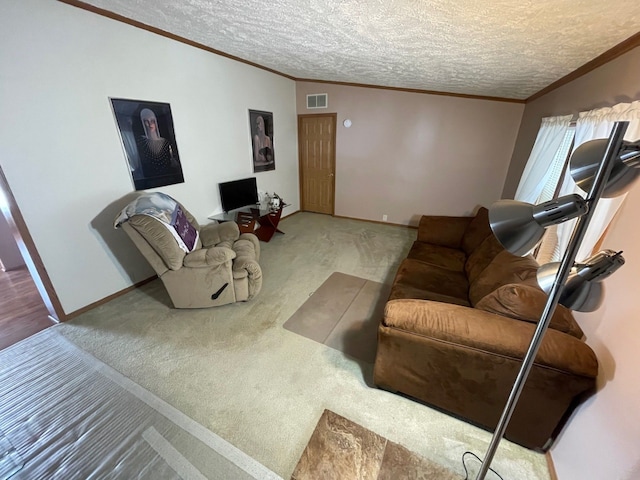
(475, 121), (629, 480)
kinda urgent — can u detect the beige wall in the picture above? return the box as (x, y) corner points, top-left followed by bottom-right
(296, 82), (525, 225)
(504, 46), (640, 480)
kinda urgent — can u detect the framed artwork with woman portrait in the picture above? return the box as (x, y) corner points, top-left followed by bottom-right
(249, 110), (275, 172)
(110, 98), (185, 190)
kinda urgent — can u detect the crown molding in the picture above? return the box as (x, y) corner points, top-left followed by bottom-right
(58, 0), (526, 103)
(295, 78), (525, 103)
(58, 0), (296, 80)
(527, 31), (640, 103)
(60, 0), (638, 105)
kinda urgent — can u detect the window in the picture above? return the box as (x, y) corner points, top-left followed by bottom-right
(534, 125), (575, 264)
(536, 126), (575, 204)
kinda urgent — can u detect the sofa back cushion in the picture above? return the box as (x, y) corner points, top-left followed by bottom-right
(468, 250), (539, 305)
(475, 283), (584, 338)
(128, 215), (186, 271)
(461, 207), (492, 255)
(389, 258), (471, 305)
(464, 233), (506, 283)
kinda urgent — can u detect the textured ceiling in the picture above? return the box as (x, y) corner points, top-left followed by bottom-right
(78, 0), (640, 100)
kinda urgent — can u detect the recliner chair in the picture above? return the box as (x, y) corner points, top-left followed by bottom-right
(115, 193), (262, 308)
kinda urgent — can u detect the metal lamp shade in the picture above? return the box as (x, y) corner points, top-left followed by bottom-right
(537, 250), (625, 312)
(537, 262), (604, 312)
(489, 200), (543, 256)
(489, 195), (587, 256)
(570, 139), (640, 197)
(475, 122), (632, 480)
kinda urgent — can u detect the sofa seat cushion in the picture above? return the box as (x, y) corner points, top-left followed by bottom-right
(407, 241), (467, 271)
(468, 250), (539, 305)
(475, 284), (584, 338)
(382, 299), (598, 378)
(389, 259), (470, 305)
(388, 284), (471, 306)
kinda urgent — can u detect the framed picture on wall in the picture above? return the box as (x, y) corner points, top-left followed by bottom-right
(249, 110), (275, 172)
(110, 98), (184, 190)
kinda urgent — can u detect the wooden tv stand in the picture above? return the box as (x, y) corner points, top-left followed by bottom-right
(208, 204), (287, 242)
(250, 206), (284, 242)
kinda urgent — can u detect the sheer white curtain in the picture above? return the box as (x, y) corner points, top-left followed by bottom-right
(555, 101), (640, 261)
(533, 126), (575, 264)
(515, 114), (574, 203)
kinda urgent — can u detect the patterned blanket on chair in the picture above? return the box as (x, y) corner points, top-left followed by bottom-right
(114, 192), (199, 252)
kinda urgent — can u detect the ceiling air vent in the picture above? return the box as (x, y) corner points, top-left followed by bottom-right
(306, 93), (328, 109)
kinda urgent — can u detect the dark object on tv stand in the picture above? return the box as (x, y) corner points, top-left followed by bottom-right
(219, 177), (259, 213)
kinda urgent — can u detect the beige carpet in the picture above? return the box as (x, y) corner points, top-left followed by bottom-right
(54, 213), (551, 480)
(283, 272), (390, 364)
(292, 409), (461, 480)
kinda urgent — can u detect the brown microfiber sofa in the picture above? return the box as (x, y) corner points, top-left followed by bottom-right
(373, 207), (598, 451)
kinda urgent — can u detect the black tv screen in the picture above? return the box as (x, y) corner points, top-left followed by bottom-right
(218, 177), (258, 213)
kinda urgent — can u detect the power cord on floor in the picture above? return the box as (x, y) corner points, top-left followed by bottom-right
(462, 451), (505, 480)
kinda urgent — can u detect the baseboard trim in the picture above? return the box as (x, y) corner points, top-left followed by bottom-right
(58, 213), (300, 321)
(61, 212), (406, 320)
(61, 275), (157, 321)
(281, 209), (300, 219)
(546, 451), (558, 480)
(332, 214), (418, 229)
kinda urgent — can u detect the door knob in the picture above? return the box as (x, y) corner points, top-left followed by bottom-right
(329, 173), (334, 177)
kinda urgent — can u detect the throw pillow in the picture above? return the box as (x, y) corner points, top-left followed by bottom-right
(467, 250), (539, 305)
(475, 283), (584, 338)
(171, 205), (199, 252)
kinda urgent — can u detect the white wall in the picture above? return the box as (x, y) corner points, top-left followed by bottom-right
(0, 0), (298, 314)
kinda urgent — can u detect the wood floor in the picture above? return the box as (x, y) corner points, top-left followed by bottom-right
(0, 266), (54, 351)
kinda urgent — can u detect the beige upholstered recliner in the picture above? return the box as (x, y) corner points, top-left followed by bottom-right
(116, 193), (262, 308)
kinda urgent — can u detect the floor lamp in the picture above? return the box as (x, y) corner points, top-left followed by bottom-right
(475, 120), (640, 480)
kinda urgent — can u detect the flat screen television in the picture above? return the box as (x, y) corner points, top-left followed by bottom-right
(218, 177), (258, 213)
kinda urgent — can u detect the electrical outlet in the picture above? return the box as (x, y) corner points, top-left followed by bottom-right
(382, 214), (388, 222)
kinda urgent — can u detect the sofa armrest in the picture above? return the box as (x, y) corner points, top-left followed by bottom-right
(375, 298), (597, 450)
(183, 246), (236, 268)
(200, 221), (240, 247)
(233, 257), (262, 278)
(417, 215), (473, 249)
(383, 299), (597, 377)
(237, 233), (261, 261)
(231, 257), (262, 299)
